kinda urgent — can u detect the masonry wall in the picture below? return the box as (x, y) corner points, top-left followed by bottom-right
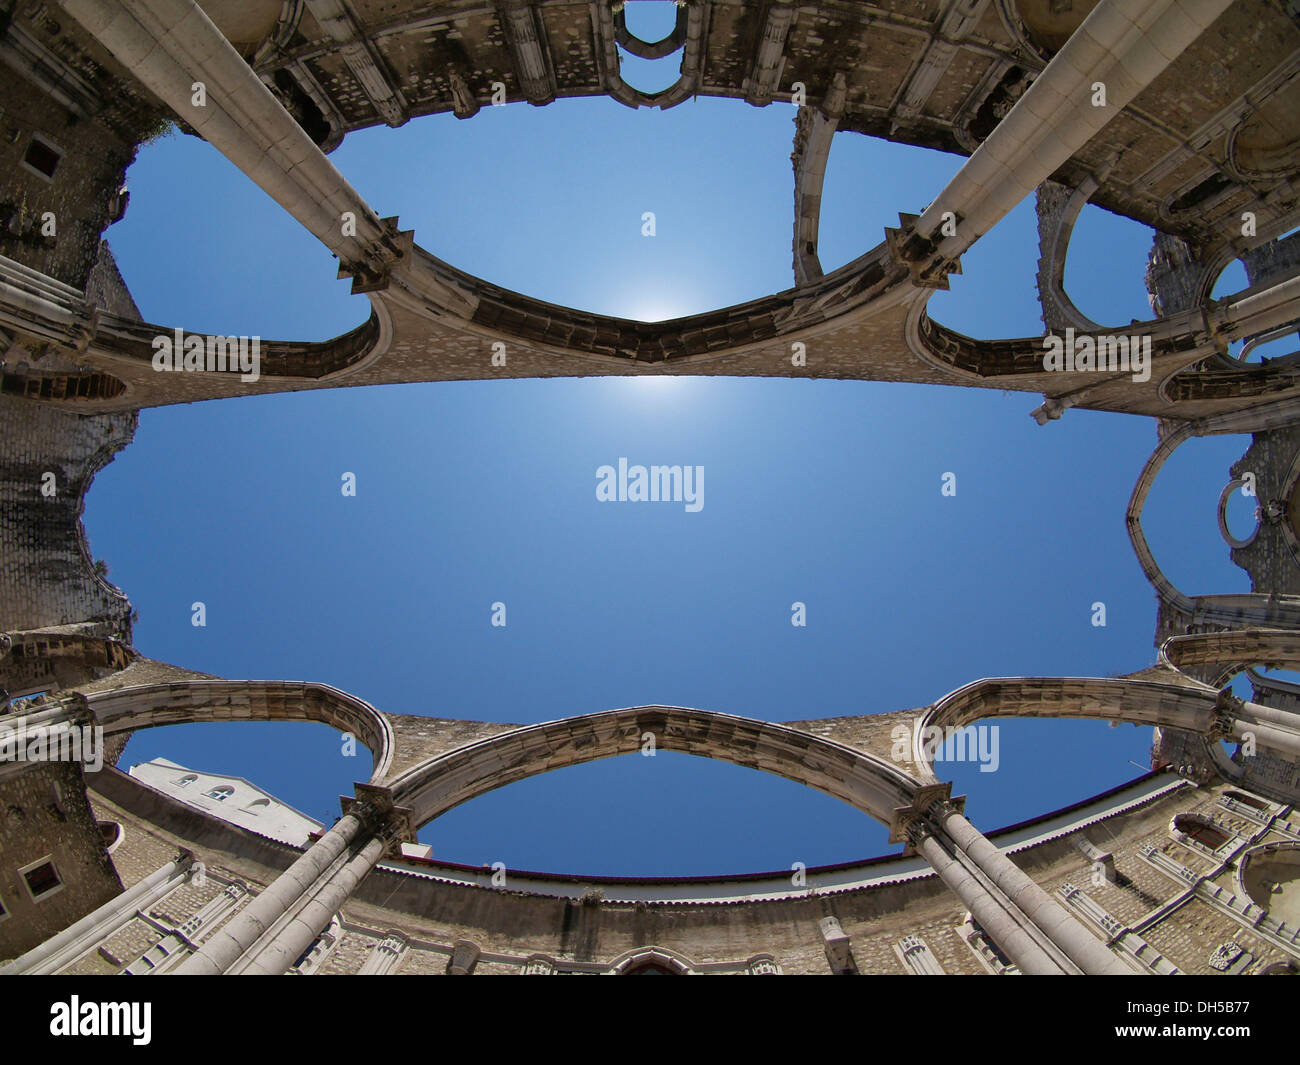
(0, 394), (135, 636)
(0, 761), (122, 959)
(1230, 426), (1300, 597)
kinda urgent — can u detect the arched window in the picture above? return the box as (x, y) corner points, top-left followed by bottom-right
(244, 798), (271, 813)
(1172, 813), (1231, 850)
(605, 946), (696, 975)
(205, 785), (235, 802)
(1225, 790), (1268, 811)
(97, 820), (123, 853)
(175, 774), (198, 788)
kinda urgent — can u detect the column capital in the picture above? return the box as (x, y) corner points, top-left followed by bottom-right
(885, 214), (963, 289)
(1208, 686), (1245, 738)
(889, 783), (965, 848)
(341, 781), (417, 850)
(337, 217), (412, 295)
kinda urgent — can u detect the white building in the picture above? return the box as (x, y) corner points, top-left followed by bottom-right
(128, 757), (324, 847)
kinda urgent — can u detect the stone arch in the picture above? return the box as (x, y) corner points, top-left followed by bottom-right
(1158, 628), (1300, 690)
(182, 704), (1130, 975)
(909, 672), (1300, 784)
(388, 705), (927, 834)
(83, 680), (394, 784)
(605, 945), (697, 975)
(1127, 421), (1300, 630)
(1218, 476), (1260, 549)
(910, 676), (1218, 783)
(1033, 177), (1103, 333)
(614, 3), (689, 59)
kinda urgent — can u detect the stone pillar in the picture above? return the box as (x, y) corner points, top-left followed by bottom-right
(912, 826), (1071, 975)
(173, 811), (370, 975)
(1145, 232), (1203, 318)
(910, 0), (1236, 279)
(58, 0), (401, 283)
(931, 807), (1133, 975)
(235, 834), (387, 976)
(895, 934), (946, 975)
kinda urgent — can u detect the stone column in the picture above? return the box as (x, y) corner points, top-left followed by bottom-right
(912, 826), (1072, 975)
(234, 834), (387, 975)
(931, 806), (1133, 975)
(58, 0), (400, 283)
(909, 0), (1235, 278)
(1225, 701), (1300, 759)
(173, 811), (370, 975)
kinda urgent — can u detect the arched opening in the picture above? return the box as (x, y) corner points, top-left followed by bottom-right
(417, 751), (891, 876)
(621, 2), (683, 47)
(1220, 479), (1261, 547)
(320, 96), (796, 321)
(115, 720), (373, 835)
(1140, 434), (1254, 596)
(109, 131), (371, 342)
(616, 2), (686, 95)
(819, 138), (962, 277)
(1062, 205), (1157, 327)
(918, 717), (1157, 833)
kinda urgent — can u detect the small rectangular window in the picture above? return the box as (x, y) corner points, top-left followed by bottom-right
(21, 858), (62, 900)
(21, 135), (61, 181)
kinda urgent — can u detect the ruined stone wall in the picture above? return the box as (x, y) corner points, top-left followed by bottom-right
(0, 393), (136, 637)
(0, 73), (134, 289)
(1229, 425), (1300, 597)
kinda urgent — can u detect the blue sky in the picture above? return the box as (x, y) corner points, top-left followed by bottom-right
(83, 38), (1256, 875)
